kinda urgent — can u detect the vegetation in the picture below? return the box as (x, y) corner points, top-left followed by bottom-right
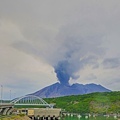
(45, 91), (120, 114)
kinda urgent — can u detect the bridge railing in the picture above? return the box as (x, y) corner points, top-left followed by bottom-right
(10, 95), (54, 108)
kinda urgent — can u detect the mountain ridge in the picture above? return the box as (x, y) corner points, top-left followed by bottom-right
(31, 82), (111, 98)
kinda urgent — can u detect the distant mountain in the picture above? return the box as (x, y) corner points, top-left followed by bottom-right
(31, 82), (111, 98)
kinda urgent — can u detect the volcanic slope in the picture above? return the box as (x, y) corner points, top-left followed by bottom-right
(32, 82), (111, 98)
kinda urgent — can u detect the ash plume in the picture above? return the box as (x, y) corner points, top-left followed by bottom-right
(54, 60), (80, 86)
(12, 23), (104, 86)
(52, 23), (104, 85)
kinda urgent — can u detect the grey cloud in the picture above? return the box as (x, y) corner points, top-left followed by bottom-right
(12, 41), (40, 57)
(108, 78), (120, 85)
(0, 0), (120, 92)
(86, 74), (97, 80)
(12, 21), (105, 85)
(103, 78), (120, 91)
(102, 58), (120, 69)
(92, 64), (99, 69)
(80, 55), (99, 67)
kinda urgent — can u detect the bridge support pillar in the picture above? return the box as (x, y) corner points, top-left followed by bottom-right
(0, 108), (3, 115)
(3, 107), (9, 115)
(7, 108), (14, 115)
(0, 108), (2, 112)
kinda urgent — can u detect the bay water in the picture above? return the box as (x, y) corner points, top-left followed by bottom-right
(61, 115), (119, 120)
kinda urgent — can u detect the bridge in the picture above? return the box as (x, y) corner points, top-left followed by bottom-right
(0, 95), (54, 115)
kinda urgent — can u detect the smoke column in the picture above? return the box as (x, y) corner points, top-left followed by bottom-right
(54, 48), (81, 86)
(55, 61), (69, 85)
(55, 60), (74, 86)
(53, 25), (103, 86)
(13, 23), (104, 86)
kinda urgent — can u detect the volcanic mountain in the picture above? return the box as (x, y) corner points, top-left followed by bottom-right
(31, 82), (111, 98)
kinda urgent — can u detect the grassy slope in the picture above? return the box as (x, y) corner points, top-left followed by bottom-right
(45, 91), (120, 114)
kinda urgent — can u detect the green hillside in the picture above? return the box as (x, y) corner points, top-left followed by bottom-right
(45, 91), (120, 114)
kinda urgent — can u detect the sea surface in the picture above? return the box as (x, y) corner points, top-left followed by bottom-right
(61, 115), (119, 120)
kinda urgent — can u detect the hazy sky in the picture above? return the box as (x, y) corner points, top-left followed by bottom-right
(0, 0), (120, 99)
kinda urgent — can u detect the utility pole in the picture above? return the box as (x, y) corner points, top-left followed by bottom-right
(1, 85), (3, 104)
(10, 90), (11, 100)
(14, 92), (16, 99)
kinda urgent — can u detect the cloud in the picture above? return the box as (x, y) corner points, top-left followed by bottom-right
(53, 23), (105, 85)
(85, 74), (97, 80)
(12, 22), (105, 86)
(0, 0), (120, 99)
(102, 58), (120, 69)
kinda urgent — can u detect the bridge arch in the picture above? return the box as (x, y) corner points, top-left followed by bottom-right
(10, 95), (53, 108)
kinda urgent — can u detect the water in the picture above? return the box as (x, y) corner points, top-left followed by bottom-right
(61, 115), (119, 120)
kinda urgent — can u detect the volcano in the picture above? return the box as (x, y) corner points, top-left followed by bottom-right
(31, 82), (111, 98)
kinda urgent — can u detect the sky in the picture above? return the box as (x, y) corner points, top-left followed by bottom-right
(0, 0), (120, 99)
